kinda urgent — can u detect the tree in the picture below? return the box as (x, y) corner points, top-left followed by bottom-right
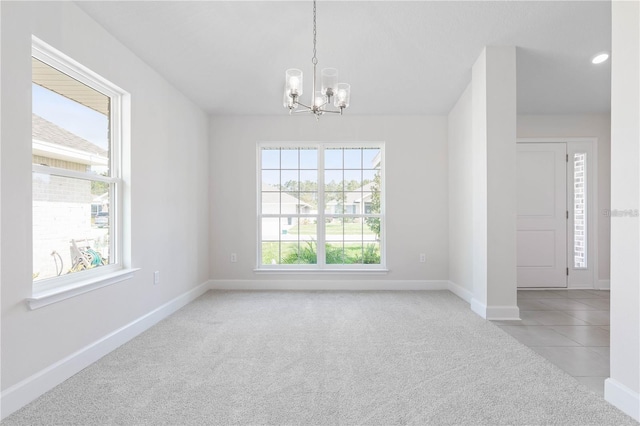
(365, 172), (381, 238)
(91, 173), (109, 196)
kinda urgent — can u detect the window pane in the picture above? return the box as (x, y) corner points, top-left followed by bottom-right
(325, 217), (345, 242)
(363, 218), (379, 240)
(32, 59), (110, 177)
(574, 152), (587, 269)
(324, 170), (343, 191)
(280, 243), (300, 264)
(325, 148), (343, 169)
(325, 193), (345, 214)
(261, 218), (280, 240)
(344, 148), (362, 169)
(363, 148), (381, 169)
(326, 242), (344, 264)
(300, 148), (318, 169)
(344, 170), (361, 189)
(261, 192), (281, 214)
(262, 242), (280, 265)
(281, 149), (298, 169)
(299, 170), (317, 191)
(345, 243), (364, 264)
(362, 169), (377, 183)
(362, 243), (381, 264)
(262, 170), (280, 188)
(343, 217), (363, 240)
(262, 149), (280, 169)
(298, 192), (317, 212)
(33, 173), (111, 281)
(281, 170), (298, 190)
(343, 192), (363, 214)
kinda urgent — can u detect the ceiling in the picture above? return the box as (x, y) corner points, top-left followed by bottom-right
(76, 1), (612, 116)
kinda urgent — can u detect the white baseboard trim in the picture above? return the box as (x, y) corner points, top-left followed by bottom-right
(597, 279), (611, 290)
(605, 378), (640, 421)
(470, 298), (520, 320)
(210, 279), (449, 291)
(447, 281), (473, 303)
(0, 280), (211, 421)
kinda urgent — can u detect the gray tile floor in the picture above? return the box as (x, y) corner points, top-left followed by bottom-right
(492, 289), (610, 396)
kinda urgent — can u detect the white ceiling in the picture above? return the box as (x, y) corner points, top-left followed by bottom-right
(76, 1), (611, 116)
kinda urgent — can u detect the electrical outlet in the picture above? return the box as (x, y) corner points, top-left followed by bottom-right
(419, 253), (426, 263)
(154, 271), (160, 285)
(230, 253), (237, 263)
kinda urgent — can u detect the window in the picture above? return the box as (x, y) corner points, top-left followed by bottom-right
(32, 38), (126, 294)
(258, 143), (384, 269)
(573, 152), (587, 269)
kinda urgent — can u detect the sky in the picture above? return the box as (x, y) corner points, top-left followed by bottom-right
(261, 148), (380, 188)
(32, 83), (109, 150)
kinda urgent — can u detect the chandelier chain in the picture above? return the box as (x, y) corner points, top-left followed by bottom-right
(312, 0), (318, 65)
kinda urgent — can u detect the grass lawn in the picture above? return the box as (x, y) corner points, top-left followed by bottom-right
(261, 241), (380, 265)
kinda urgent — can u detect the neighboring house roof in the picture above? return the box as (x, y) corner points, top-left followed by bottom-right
(32, 113), (108, 166)
(262, 183), (311, 207)
(327, 182), (376, 206)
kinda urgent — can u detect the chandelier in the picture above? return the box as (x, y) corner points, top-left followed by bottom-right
(283, 0), (351, 119)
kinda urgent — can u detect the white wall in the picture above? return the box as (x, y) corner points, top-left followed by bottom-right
(606, 0), (640, 420)
(517, 114), (611, 283)
(470, 46), (518, 320)
(209, 115), (448, 286)
(1, 0), (209, 401)
(448, 84), (474, 295)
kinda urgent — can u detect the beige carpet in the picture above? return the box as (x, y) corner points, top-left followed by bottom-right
(2, 290), (635, 425)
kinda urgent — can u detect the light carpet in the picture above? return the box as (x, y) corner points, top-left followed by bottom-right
(2, 290), (635, 425)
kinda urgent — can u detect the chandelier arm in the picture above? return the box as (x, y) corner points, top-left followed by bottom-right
(293, 109), (314, 114)
(296, 101), (313, 109)
(319, 109), (342, 114)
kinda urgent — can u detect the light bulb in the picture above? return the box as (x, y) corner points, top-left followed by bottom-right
(314, 90), (325, 108)
(337, 90), (347, 101)
(289, 76), (300, 90)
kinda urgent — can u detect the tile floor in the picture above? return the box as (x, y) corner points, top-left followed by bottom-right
(492, 289), (610, 396)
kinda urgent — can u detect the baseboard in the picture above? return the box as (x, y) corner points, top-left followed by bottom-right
(605, 378), (640, 421)
(470, 298), (520, 320)
(0, 280), (212, 420)
(209, 279), (449, 291)
(597, 279), (611, 290)
(447, 280), (473, 303)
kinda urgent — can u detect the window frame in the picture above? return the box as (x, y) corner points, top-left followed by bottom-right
(31, 37), (128, 297)
(256, 141), (386, 271)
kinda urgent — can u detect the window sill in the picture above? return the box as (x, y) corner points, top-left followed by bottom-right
(27, 268), (139, 310)
(254, 268), (389, 274)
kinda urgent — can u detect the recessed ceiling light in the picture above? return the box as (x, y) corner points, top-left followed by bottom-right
(591, 52), (609, 64)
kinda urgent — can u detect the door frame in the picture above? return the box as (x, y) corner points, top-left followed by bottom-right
(517, 138), (599, 289)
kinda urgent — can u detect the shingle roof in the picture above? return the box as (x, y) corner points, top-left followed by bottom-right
(262, 183), (310, 206)
(32, 113), (107, 156)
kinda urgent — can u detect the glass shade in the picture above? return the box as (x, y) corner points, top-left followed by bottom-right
(314, 91), (326, 108)
(285, 69), (303, 97)
(321, 68), (338, 97)
(334, 83), (351, 109)
(283, 88), (297, 109)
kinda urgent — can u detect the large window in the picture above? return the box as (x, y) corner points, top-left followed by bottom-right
(32, 38), (126, 293)
(258, 143), (384, 269)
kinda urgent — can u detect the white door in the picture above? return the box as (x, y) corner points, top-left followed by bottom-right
(517, 143), (567, 288)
